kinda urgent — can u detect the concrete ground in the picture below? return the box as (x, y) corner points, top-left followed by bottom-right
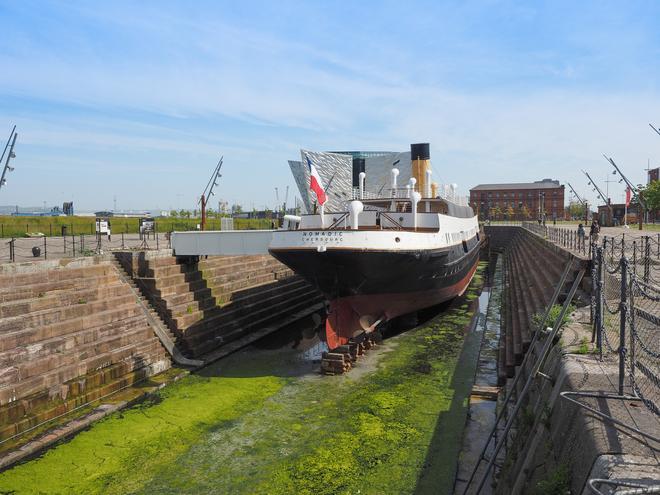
(0, 233), (170, 263)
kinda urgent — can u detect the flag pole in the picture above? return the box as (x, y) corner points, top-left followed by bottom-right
(320, 204), (325, 228)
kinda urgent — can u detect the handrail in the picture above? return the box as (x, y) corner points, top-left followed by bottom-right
(328, 212), (349, 230)
(379, 212), (404, 230)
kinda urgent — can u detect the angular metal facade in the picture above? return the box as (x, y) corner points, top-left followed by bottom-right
(296, 150), (353, 213)
(288, 160), (311, 214)
(288, 148), (467, 212)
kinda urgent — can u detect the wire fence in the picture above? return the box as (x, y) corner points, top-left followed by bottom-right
(594, 246), (659, 417)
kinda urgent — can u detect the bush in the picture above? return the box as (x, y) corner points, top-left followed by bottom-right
(531, 304), (574, 331)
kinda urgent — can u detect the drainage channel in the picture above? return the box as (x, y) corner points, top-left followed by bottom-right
(455, 255), (503, 495)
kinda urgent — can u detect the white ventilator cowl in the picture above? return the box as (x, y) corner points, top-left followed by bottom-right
(349, 200), (364, 230)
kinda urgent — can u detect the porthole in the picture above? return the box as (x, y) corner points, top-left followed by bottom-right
(395, 237), (401, 243)
(399, 216), (404, 222)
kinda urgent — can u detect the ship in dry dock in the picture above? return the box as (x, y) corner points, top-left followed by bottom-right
(269, 143), (482, 350)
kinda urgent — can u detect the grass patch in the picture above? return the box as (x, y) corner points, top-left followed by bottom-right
(531, 303), (575, 332)
(0, 216), (273, 238)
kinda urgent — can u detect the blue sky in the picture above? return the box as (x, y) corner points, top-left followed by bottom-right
(1, 0), (659, 211)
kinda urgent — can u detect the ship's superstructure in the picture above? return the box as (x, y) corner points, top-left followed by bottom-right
(270, 143), (482, 349)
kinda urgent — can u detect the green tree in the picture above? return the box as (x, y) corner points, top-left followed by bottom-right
(521, 205), (531, 220)
(567, 201), (584, 219)
(640, 180), (660, 211)
(169, 210), (178, 218)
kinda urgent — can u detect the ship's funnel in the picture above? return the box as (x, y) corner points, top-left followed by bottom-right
(411, 143), (431, 198)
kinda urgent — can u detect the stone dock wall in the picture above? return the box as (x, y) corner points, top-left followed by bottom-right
(482, 226), (659, 493)
(0, 256), (171, 445)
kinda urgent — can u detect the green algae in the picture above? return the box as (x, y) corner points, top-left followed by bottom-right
(0, 375), (283, 495)
(0, 263), (487, 495)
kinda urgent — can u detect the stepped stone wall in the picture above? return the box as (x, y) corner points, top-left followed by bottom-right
(0, 257), (171, 443)
(116, 250), (325, 359)
(484, 226), (589, 383)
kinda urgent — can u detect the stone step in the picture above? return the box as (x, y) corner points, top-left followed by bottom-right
(202, 264), (289, 291)
(0, 337), (165, 405)
(197, 255), (272, 271)
(173, 281), (313, 330)
(0, 304), (145, 352)
(0, 358), (166, 438)
(0, 274), (119, 303)
(167, 276), (307, 323)
(211, 269), (295, 302)
(0, 264), (113, 290)
(0, 283), (127, 319)
(143, 260), (198, 278)
(142, 269), (204, 289)
(184, 288), (323, 352)
(0, 314), (151, 369)
(198, 257), (283, 280)
(0, 323), (155, 385)
(0, 292), (140, 334)
(190, 292), (325, 357)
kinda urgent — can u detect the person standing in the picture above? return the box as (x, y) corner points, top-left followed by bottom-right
(577, 223), (585, 249)
(589, 219), (600, 242)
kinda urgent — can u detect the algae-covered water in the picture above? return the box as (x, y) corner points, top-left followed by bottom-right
(0, 264), (486, 495)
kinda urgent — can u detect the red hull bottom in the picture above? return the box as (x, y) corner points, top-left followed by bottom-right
(325, 261), (479, 349)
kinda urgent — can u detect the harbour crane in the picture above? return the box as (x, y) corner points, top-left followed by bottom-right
(199, 157), (223, 231)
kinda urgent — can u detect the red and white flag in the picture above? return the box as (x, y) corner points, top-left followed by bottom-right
(625, 186), (632, 207)
(306, 156), (327, 205)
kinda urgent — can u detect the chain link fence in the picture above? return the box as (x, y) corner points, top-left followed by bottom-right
(594, 245), (659, 417)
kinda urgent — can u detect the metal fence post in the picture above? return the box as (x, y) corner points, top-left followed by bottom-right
(618, 257), (628, 396)
(43, 236), (47, 260)
(63, 234), (66, 254)
(9, 238), (15, 262)
(595, 248), (604, 361)
(121, 232), (125, 249)
(72, 234), (76, 257)
(643, 236), (650, 283)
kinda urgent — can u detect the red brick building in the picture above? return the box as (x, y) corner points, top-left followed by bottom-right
(469, 179), (565, 221)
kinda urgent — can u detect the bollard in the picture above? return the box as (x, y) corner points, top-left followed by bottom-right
(618, 257), (627, 396)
